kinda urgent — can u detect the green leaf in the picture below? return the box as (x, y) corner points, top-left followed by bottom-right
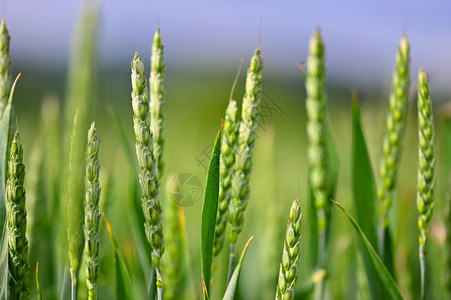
(351, 97), (380, 299)
(201, 125), (223, 299)
(223, 236), (254, 300)
(332, 200), (404, 300)
(382, 227), (395, 277)
(107, 105), (137, 170)
(103, 214), (135, 300)
(0, 74), (20, 299)
(326, 116), (339, 201)
(351, 97), (378, 248)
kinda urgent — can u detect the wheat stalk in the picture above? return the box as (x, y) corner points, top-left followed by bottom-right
(213, 99), (239, 264)
(6, 131), (30, 300)
(84, 122), (101, 300)
(0, 18), (11, 113)
(305, 28), (329, 264)
(378, 36), (410, 246)
(275, 198), (302, 300)
(228, 48), (263, 279)
(150, 28), (165, 180)
(416, 68), (435, 300)
(131, 52), (164, 299)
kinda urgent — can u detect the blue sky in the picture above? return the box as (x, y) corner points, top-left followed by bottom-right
(5, 1), (451, 90)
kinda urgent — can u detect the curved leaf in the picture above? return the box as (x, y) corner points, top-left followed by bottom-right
(103, 214), (135, 300)
(351, 97), (381, 299)
(201, 125), (223, 299)
(223, 236), (254, 300)
(332, 200), (404, 300)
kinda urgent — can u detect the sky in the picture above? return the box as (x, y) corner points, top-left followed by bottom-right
(4, 1), (451, 91)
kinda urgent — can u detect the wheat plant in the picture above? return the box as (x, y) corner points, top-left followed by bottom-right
(150, 28), (165, 180)
(416, 68), (435, 300)
(377, 36), (410, 252)
(213, 99), (239, 263)
(305, 28), (329, 264)
(84, 122), (101, 300)
(275, 198), (302, 300)
(131, 52), (164, 299)
(0, 18), (10, 112)
(6, 131), (30, 300)
(228, 48), (263, 279)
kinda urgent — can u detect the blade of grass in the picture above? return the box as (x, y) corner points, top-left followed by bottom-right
(0, 74), (19, 299)
(201, 124), (223, 299)
(351, 96), (381, 299)
(351, 97), (378, 249)
(331, 200), (403, 300)
(103, 214), (135, 300)
(222, 236), (254, 300)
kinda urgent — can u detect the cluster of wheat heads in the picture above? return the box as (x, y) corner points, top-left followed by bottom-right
(0, 6), (449, 300)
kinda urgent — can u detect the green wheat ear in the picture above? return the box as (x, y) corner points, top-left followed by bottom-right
(305, 28), (329, 263)
(213, 98), (239, 263)
(228, 48), (263, 277)
(416, 68), (435, 300)
(378, 36), (410, 232)
(0, 18), (11, 113)
(84, 122), (101, 300)
(131, 52), (165, 297)
(150, 27), (165, 180)
(276, 198), (302, 300)
(6, 131), (30, 300)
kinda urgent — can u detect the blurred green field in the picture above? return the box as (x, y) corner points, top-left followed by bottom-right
(4, 3), (450, 299)
(10, 60), (449, 299)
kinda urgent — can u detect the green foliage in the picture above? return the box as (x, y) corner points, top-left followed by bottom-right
(1, 7), (449, 300)
(351, 97), (382, 299)
(223, 236), (254, 300)
(332, 200), (403, 300)
(201, 125), (222, 299)
(103, 215), (135, 300)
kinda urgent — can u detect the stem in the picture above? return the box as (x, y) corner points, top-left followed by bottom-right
(227, 243), (237, 283)
(378, 225), (385, 261)
(316, 227), (327, 300)
(71, 272), (77, 300)
(155, 267), (163, 300)
(420, 243), (426, 300)
(314, 281), (325, 300)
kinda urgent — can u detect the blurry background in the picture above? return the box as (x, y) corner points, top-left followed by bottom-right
(4, 1), (451, 299)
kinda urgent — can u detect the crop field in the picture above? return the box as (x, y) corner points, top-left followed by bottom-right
(1, 2), (451, 300)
